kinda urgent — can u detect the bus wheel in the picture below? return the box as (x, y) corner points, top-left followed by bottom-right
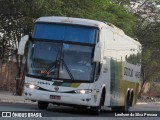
(123, 99), (130, 112)
(38, 101), (49, 110)
(111, 107), (121, 112)
(90, 105), (101, 115)
(121, 96), (130, 112)
(90, 93), (104, 115)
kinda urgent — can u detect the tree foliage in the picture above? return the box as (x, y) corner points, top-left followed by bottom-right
(1, 0), (159, 96)
(0, 0), (136, 61)
(130, 0), (160, 96)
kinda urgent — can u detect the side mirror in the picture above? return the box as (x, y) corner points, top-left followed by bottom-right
(93, 42), (102, 62)
(18, 35), (29, 55)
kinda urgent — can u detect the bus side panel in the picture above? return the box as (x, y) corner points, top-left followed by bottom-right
(122, 62), (140, 105)
(103, 28), (113, 106)
(105, 27), (141, 107)
(101, 57), (111, 106)
(110, 59), (119, 106)
(88, 25), (141, 108)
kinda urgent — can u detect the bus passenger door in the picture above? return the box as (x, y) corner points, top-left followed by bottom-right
(93, 62), (102, 104)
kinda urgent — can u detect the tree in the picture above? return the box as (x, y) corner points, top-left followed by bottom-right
(56, 0), (136, 36)
(136, 22), (160, 97)
(111, 0), (130, 5)
(129, 0), (160, 97)
(0, 0), (136, 95)
(0, 0), (33, 95)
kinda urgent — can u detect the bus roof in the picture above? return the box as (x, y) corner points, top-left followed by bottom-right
(36, 16), (105, 29)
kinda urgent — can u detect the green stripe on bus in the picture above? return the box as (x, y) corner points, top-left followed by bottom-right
(71, 83), (81, 88)
(52, 82), (81, 88)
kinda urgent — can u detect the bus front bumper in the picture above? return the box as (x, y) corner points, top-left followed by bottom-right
(24, 88), (98, 107)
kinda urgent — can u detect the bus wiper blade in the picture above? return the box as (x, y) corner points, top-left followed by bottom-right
(42, 60), (59, 75)
(61, 59), (74, 80)
(41, 52), (60, 75)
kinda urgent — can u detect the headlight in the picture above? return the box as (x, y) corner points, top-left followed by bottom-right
(25, 83), (39, 90)
(29, 84), (35, 89)
(75, 89), (92, 94)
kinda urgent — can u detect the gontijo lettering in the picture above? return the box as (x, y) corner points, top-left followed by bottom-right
(124, 67), (133, 77)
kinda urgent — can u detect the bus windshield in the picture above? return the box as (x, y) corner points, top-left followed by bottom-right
(32, 23), (97, 44)
(27, 42), (94, 82)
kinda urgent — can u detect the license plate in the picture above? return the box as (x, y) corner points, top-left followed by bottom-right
(50, 95), (61, 100)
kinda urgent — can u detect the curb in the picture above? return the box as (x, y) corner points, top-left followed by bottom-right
(0, 93), (36, 104)
(0, 99), (36, 104)
(1, 98), (159, 105)
(136, 102), (148, 105)
(136, 102), (160, 105)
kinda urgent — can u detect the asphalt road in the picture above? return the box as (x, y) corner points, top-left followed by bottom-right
(0, 102), (159, 119)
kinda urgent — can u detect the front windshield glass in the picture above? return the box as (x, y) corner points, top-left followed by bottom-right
(27, 42), (61, 78)
(59, 44), (93, 81)
(27, 42), (94, 81)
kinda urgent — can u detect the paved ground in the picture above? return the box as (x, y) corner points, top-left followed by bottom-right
(0, 91), (160, 105)
(0, 91), (33, 104)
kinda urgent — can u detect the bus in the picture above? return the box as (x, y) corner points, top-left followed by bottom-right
(18, 16), (141, 114)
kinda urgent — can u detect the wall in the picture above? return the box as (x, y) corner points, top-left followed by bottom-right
(0, 62), (17, 92)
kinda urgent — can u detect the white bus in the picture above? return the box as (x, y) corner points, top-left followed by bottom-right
(18, 16), (141, 114)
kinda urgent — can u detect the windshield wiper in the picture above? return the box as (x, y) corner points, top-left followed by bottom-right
(41, 59), (74, 80)
(61, 59), (74, 80)
(41, 60), (59, 75)
(41, 53), (59, 76)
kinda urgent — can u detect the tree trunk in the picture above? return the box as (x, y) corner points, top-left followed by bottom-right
(15, 54), (22, 95)
(17, 62), (26, 96)
(138, 67), (147, 98)
(138, 80), (145, 98)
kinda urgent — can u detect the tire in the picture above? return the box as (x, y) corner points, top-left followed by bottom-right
(130, 92), (133, 107)
(90, 105), (101, 115)
(111, 107), (122, 112)
(90, 92), (105, 115)
(122, 98), (130, 112)
(38, 101), (49, 110)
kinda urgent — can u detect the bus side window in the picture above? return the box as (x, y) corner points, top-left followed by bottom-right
(94, 62), (102, 81)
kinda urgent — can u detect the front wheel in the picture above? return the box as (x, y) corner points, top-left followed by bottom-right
(90, 105), (101, 115)
(38, 101), (49, 110)
(90, 94), (104, 115)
